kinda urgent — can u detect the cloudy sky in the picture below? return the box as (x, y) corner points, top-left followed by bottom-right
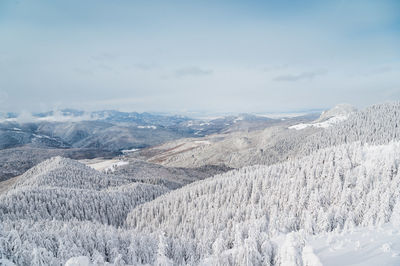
(0, 0), (399, 114)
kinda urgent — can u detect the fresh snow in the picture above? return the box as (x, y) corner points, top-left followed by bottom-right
(83, 159), (129, 172)
(289, 104), (356, 130)
(121, 148), (139, 154)
(128, 139), (400, 265)
(309, 224), (400, 266)
(289, 115), (349, 130)
(65, 256), (92, 266)
(0, 259), (16, 266)
(3, 102), (400, 266)
(105, 160), (129, 172)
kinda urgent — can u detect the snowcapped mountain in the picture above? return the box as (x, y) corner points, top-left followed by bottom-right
(289, 104), (357, 130)
(2, 102), (400, 265)
(0, 109), (306, 183)
(139, 103), (400, 170)
(317, 104), (357, 122)
(0, 109), (314, 152)
(137, 113), (322, 169)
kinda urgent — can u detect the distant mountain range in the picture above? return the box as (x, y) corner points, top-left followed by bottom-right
(0, 109), (318, 181)
(137, 104), (355, 169)
(0, 109), (319, 151)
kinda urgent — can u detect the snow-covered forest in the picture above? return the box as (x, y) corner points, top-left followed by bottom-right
(300, 103), (400, 155)
(2, 102), (400, 265)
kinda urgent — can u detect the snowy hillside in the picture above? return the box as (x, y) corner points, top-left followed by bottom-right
(300, 102), (400, 157)
(2, 102), (400, 265)
(142, 103), (400, 170)
(0, 219), (174, 265)
(12, 156), (127, 189)
(317, 104), (357, 122)
(127, 141), (400, 264)
(0, 157), (168, 226)
(142, 123), (316, 169)
(137, 105), (348, 169)
(0, 156), (228, 265)
(109, 158), (231, 189)
(289, 104), (356, 130)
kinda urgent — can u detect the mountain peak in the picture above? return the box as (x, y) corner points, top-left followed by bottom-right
(318, 104), (357, 122)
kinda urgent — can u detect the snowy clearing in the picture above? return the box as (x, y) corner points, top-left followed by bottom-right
(83, 159), (129, 172)
(289, 115), (349, 130)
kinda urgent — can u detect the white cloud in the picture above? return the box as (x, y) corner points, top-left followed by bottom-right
(175, 67), (213, 78)
(274, 71), (326, 82)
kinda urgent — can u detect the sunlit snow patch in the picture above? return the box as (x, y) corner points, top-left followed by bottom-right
(309, 224), (400, 266)
(121, 148), (139, 154)
(65, 256), (92, 266)
(84, 159), (129, 172)
(289, 115), (349, 130)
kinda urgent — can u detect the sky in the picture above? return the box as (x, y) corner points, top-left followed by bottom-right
(0, 0), (399, 114)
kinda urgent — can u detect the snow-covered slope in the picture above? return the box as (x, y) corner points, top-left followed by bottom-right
(0, 219), (163, 265)
(127, 141), (400, 264)
(142, 123), (316, 168)
(138, 105), (350, 168)
(13, 156), (125, 189)
(110, 158), (231, 189)
(309, 223), (400, 266)
(289, 104), (356, 130)
(3, 102), (400, 265)
(299, 102), (400, 158)
(143, 103), (400, 170)
(317, 104), (357, 122)
(0, 157), (168, 226)
(288, 115), (349, 130)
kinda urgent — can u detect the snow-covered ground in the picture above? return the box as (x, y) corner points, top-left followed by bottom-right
(82, 159), (129, 172)
(193, 140), (211, 145)
(0, 258), (16, 266)
(121, 148), (139, 154)
(289, 104), (356, 130)
(5, 102), (400, 266)
(63, 225), (400, 266)
(289, 115), (349, 130)
(65, 256), (92, 266)
(309, 224), (400, 266)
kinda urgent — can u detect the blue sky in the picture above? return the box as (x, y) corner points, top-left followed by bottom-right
(0, 0), (399, 114)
